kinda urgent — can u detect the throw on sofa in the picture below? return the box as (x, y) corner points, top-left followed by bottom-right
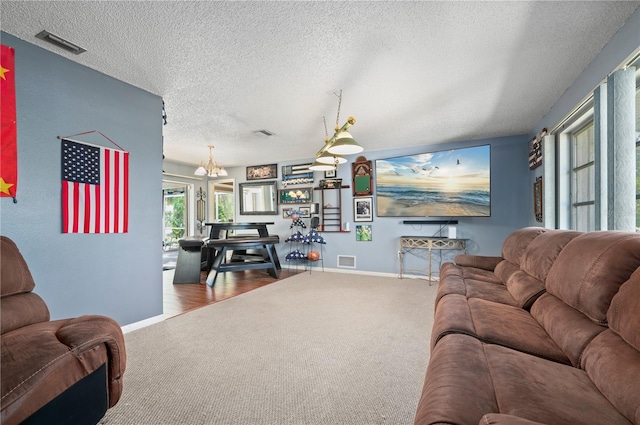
(414, 227), (640, 425)
(1, 236), (126, 425)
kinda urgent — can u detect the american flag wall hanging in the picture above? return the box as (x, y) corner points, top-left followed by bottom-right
(61, 138), (129, 233)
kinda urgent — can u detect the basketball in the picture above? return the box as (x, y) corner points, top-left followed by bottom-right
(307, 249), (320, 261)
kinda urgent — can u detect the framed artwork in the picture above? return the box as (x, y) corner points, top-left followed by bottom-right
(352, 157), (373, 196)
(529, 137), (542, 170)
(282, 163), (313, 185)
(278, 187), (313, 204)
(534, 177), (543, 222)
(356, 224), (372, 241)
(325, 169), (336, 178)
(246, 163), (277, 180)
(354, 197), (373, 222)
(282, 207), (311, 219)
(298, 206), (311, 218)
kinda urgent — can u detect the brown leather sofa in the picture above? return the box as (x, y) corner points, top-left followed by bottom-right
(1, 236), (126, 425)
(414, 228), (640, 425)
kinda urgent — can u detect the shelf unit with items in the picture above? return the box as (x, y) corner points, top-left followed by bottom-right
(313, 185), (350, 233)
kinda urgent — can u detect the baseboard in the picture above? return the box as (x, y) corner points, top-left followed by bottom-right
(313, 267), (398, 278)
(121, 314), (164, 334)
(313, 267), (439, 282)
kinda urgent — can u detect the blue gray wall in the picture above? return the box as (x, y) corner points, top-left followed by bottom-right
(227, 135), (530, 274)
(0, 33), (164, 326)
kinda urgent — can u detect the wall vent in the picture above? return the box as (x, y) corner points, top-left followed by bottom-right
(35, 30), (86, 54)
(253, 129), (275, 137)
(337, 255), (356, 268)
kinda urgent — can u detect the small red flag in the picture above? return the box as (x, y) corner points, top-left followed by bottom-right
(0, 44), (17, 199)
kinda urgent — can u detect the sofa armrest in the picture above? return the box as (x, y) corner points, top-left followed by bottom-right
(481, 414), (548, 425)
(455, 255), (504, 271)
(55, 315), (126, 407)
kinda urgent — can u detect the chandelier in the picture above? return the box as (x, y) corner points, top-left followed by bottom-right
(309, 90), (363, 171)
(194, 145), (227, 177)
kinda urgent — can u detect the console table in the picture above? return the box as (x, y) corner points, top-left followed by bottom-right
(399, 236), (467, 284)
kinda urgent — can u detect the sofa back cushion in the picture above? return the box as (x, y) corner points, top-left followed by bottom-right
(494, 227), (548, 285)
(545, 231), (640, 325)
(1, 292), (50, 334)
(1, 236), (36, 297)
(500, 227), (547, 265)
(0, 236), (49, 334)
(581, 268), (640, 424)
(607, 267), (640, 351)
(520, 230), (583, 283)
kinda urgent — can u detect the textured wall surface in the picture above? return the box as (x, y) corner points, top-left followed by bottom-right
(0, 33), (164, 326)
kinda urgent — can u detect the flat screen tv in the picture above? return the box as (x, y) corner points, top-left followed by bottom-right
(375, 144), (490, 217)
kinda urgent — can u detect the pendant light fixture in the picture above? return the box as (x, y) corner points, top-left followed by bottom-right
(194, 145), (227, 177)
(310, 94), (363, 171)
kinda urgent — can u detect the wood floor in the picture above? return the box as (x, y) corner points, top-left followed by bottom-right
(163, 267), (305, 318)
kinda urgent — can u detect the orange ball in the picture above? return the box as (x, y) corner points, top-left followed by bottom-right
(307, 250), (320, 261)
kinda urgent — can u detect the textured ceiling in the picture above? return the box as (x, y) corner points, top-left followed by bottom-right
(2, 1), (639, 168)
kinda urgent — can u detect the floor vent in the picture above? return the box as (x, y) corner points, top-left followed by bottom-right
(337, 255), (356, 269)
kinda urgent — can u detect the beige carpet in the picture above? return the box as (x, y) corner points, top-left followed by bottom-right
(100, 272), (436, 425)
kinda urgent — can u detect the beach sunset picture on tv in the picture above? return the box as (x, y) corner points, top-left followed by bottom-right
(375, 144), (490, 217)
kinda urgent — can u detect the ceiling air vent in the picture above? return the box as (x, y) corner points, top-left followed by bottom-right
(35, 30), (86, 55)
(253, 129), (275, 137)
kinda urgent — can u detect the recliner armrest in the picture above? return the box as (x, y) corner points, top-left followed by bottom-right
(55, 315), (126, 407)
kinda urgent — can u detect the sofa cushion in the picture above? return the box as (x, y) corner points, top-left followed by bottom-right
(0, 293), (49, 335)
(431, 294), (570, 363)
(483, 342), (632, 425)
(500, 227), (547, 265)
(415, 334), (632, 425)
(530, 292), (606, 367)
(415, 334), (498, 425)
(0, 236), (36, 297)
(519, 229), (582, 283)
(580, 268), (640, 424)
(607, 267), (640, 351)
(545, 232), (640, 324)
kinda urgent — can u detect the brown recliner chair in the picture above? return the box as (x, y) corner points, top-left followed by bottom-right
(1, 236), (126, 425)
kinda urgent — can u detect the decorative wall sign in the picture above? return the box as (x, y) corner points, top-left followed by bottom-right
(278, 187), (313, 204)
(529, 137), (542, 170)
(281, 163), (313, 186)
(352, 156), (372, 196)
(534, 176), (543, 222)
(247, 163), (277, 180)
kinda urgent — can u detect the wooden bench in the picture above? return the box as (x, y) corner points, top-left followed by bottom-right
(204, 235), (280, 286)
(173, 236), (208, 284)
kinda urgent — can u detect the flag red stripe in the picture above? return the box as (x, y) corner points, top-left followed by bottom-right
(94, 183), (101, 233)
(114, 150), (120, 233)
(84, 183), (91, 233)
(72, 182), (80, 233)
(123, 152), (129, 232)
(62, 180), (69, 233)
(104, 151), (111, 233)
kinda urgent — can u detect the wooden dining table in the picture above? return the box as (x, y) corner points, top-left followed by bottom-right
(203, 222), (281, 286)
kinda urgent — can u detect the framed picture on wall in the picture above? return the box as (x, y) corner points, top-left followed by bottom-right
(356, 224), (372, 241)
(354, 197), (373, 222)
(278, 187), (313, 204)
(246, 163), (277, 180)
